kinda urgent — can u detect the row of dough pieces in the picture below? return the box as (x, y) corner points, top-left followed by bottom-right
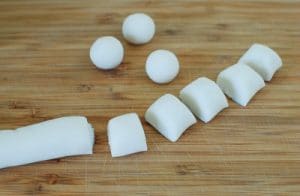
(108, 43), (283, 157)
(0, 43), (282, 169)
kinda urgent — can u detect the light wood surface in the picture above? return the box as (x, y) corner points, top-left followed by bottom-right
(0, 0), (300, 195)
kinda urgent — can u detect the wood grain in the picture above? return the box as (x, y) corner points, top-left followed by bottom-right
(0, 0), (300, 195)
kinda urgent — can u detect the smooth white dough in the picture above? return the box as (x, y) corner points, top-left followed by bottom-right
(180, 77), (228, 123)
(145, 50), (180, 84)
(90, 36), (124, 70)
(107, 113), (147, 157)
(217, 63), (265, 107)
(238, 43), (282, 81)
(145, 94), (196, 142)
(0, 116), (94, 169)
(122, 13), (155, 44)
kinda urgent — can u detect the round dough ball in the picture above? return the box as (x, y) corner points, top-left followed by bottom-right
(122, 13), (155, 45)
(145, 50), (180, 84)
(90, 36), (124, 70)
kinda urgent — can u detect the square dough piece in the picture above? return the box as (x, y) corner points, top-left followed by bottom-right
(238, 43), (282, 81)
(145, 94), (197, 142)
(108, 113), (147, 157)
(217, 63), (265, 107)
(180, 77), (228, 123)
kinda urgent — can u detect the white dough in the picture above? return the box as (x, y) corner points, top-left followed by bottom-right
(145, 50), (180, 84)
(90, 36), (124, 70)
(180, 77), (228, 123)
(239, 43), (282, 81)
(122, 13), (155, 45)
(0, 116), (94, 169)
(107, 113), (147, 157)
(145, 94), (196, 142)
(217, 63), (265, 107)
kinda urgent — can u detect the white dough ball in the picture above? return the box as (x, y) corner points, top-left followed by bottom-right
(145, 50), (180, 84)
(89, 36), (124, 70)
(122, 13), (155, 45)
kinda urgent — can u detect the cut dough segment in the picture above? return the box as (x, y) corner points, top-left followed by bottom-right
(145, 94), (196, 142)
(0, 116), (94, 169)
(180, 77), (228, 123)
(238, 43), (282, 81)
(107, 113), (147, 157)
(217, 63), (265, 106)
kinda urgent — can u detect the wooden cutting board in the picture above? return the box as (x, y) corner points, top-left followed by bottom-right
(0, 0), (299, 195)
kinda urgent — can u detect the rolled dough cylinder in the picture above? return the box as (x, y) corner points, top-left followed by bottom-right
(238, 43), (282, 81)
(0, 116), (94, 169)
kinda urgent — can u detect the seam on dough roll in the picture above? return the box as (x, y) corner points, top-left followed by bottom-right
(0, 116), (94, 169)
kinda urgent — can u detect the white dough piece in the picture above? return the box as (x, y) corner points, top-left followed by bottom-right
(0, 116), (94, 169)
(217, 63), (265, 106)
(145, 50), (180, 84)
(90, 36), (124, 70)
(180, 77), (228, 123)
(238, 43), (282, 81)
(107, 113), (147, 157)
(122, 13), (155, 45)
(145, 94), (196, 142)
